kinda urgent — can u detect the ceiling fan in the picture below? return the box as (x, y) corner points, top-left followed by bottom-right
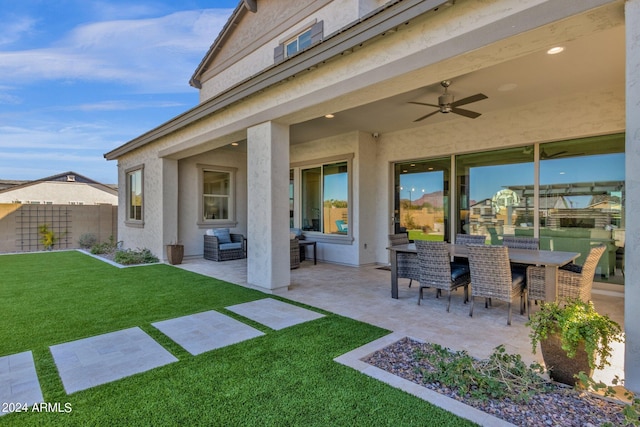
(409, 80), (488, 122)
(540, 148), (569, 159)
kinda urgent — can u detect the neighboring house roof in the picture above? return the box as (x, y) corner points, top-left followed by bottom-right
(0, 171), (117, 196)
(104, 0), (444, 160)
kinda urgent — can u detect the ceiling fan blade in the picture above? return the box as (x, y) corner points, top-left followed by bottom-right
(451, 93), (488, 107)
(548, 150), (569, 158)
(413, 110), (440, 122)
(408, 101), (440, 108)
(451, 107), (481, 119)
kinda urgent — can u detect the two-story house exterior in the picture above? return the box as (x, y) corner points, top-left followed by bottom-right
(105, 0), (640, 388)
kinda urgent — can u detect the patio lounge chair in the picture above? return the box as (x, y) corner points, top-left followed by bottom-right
(290, 238), (300, 269)
(204, 229), (245, 261)
(467, 244), (526, 325)
(526, 244), (606, 309)
(388, 233), (419, 287)
(415, 240), (470, 312)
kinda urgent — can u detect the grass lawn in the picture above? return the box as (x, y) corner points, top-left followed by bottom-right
(0, 251), (475, 426)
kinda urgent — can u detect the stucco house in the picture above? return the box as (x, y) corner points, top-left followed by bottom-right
(104, 0), (640, 388)
(0, 171), (117, 205)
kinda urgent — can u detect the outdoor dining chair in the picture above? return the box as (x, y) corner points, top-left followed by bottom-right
(502, 236), (539, 250)
(526, 244), (607, 311)
(388, 233), (419, 287)
(452, 233), (486, 268)
(415, 240), (470, 312)
(467, 244), (527, 325)
(502, 236), (540, 282)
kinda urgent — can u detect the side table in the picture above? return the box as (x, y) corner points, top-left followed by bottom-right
(298, 240), (317, 265)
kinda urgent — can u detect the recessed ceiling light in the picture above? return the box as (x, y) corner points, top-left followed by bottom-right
(231, 142), (239, 146)
(547, 46), (564, 55)
(324, 113), (335, 118)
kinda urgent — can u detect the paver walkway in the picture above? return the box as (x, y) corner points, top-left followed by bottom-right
(1, 298), (324, 415)
(152, 310), (264, 355)
(50, 327), (178, 394)
(0, 351), (43, 417)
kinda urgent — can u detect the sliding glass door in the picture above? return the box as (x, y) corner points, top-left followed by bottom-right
(393, 158), (449, 241)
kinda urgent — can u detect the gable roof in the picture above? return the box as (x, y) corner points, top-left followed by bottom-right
(190, 0), (256, 89)
(0, 171), (117, 195)
(105, 0), (448, 160)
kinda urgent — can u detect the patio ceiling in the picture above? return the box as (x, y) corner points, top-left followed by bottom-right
(287, 21), (624, 145)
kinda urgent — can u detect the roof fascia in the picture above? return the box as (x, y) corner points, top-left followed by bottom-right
(190, 1), (257, 89)
(104, 0), (449, 160)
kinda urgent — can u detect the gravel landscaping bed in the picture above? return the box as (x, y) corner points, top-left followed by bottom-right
(363, 337), (627, 426)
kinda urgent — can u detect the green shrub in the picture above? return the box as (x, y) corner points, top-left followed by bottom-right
(78, 233), (98, 248)
(414, 344), (551, 403)
(90, 241), (115, 254)
(114, 248), (159, 265)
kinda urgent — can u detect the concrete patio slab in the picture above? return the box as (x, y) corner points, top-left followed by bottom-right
(50, 327), (178, 394)
(152, 310), (264, 356)
(226, 298), (324, 330)
(0, 351), (44, 416)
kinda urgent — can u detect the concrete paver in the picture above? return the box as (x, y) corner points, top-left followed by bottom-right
(226, 298), (324, 330)
(152, 310), (264, 356)
(50, 327), (178, 394)
(0, 351), (43, 416)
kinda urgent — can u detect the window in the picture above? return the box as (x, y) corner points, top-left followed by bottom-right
(274, 21), (324, 63)
(300, 160), (349, 235)
(285, 28), (312, 57)
(126, 167), (143, 223)
(456, 146), (534, 243)
(200, 167), (236, 224)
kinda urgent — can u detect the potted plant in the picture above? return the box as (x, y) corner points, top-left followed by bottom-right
(527, 299), (623, 386)
(166, 241), (184, 265)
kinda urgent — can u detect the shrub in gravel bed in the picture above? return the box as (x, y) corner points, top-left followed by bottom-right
(114, 248), (159, 265)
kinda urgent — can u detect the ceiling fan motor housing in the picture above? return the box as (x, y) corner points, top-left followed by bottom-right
(439, 93), (454, 112)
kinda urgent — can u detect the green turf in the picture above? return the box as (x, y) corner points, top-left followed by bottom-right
(0, 251), (475, 426)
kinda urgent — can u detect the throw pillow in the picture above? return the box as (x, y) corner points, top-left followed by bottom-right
(213, 228), (232, 244)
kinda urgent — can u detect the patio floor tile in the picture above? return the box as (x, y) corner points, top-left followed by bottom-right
(226, 298), (324, 330)
(152, 310), (264, 356)
(0, 351), (44, 416)
(50, 327), (178, 394)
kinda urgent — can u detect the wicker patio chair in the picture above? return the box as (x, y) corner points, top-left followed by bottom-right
(290, 238), (301, 269)
(526, 244), (606, 309)
(415, 241), (470, 311)
(502, 236), (539, 250)
(467, 244), (527, 325)
(203, 230), (245, 261)
(388, 233), (419, 287)
(502, 236), (540, 281)
(452, 233), (486, 268)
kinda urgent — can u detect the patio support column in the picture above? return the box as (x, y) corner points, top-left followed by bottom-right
(246, 121), (290, 293)
(625, 0), (640, 394)
(161, 158), (179, 261)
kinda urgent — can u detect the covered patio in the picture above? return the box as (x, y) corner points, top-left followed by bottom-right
(176, 257), (625, 387)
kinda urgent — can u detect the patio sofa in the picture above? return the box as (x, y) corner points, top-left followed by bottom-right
(514, 228), (616, 278)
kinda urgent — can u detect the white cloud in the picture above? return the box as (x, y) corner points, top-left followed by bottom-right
(0, 16), (36, 46)
(0, 9), (232, 93)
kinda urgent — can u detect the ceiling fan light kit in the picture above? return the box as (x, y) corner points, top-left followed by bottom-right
(410, 80), (488, 122)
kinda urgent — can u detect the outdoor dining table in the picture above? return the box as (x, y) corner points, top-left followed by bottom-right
(387, 243), (580, 301)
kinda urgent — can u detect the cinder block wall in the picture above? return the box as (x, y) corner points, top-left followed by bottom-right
(0, 204), (117, 253)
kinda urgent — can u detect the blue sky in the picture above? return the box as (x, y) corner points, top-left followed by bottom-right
(0, 0), (238, 184)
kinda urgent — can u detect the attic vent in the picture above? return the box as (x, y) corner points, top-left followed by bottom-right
(67, 175), (76, 182)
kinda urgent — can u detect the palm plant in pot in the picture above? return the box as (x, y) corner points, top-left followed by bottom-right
(527, 298), (623, 386)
